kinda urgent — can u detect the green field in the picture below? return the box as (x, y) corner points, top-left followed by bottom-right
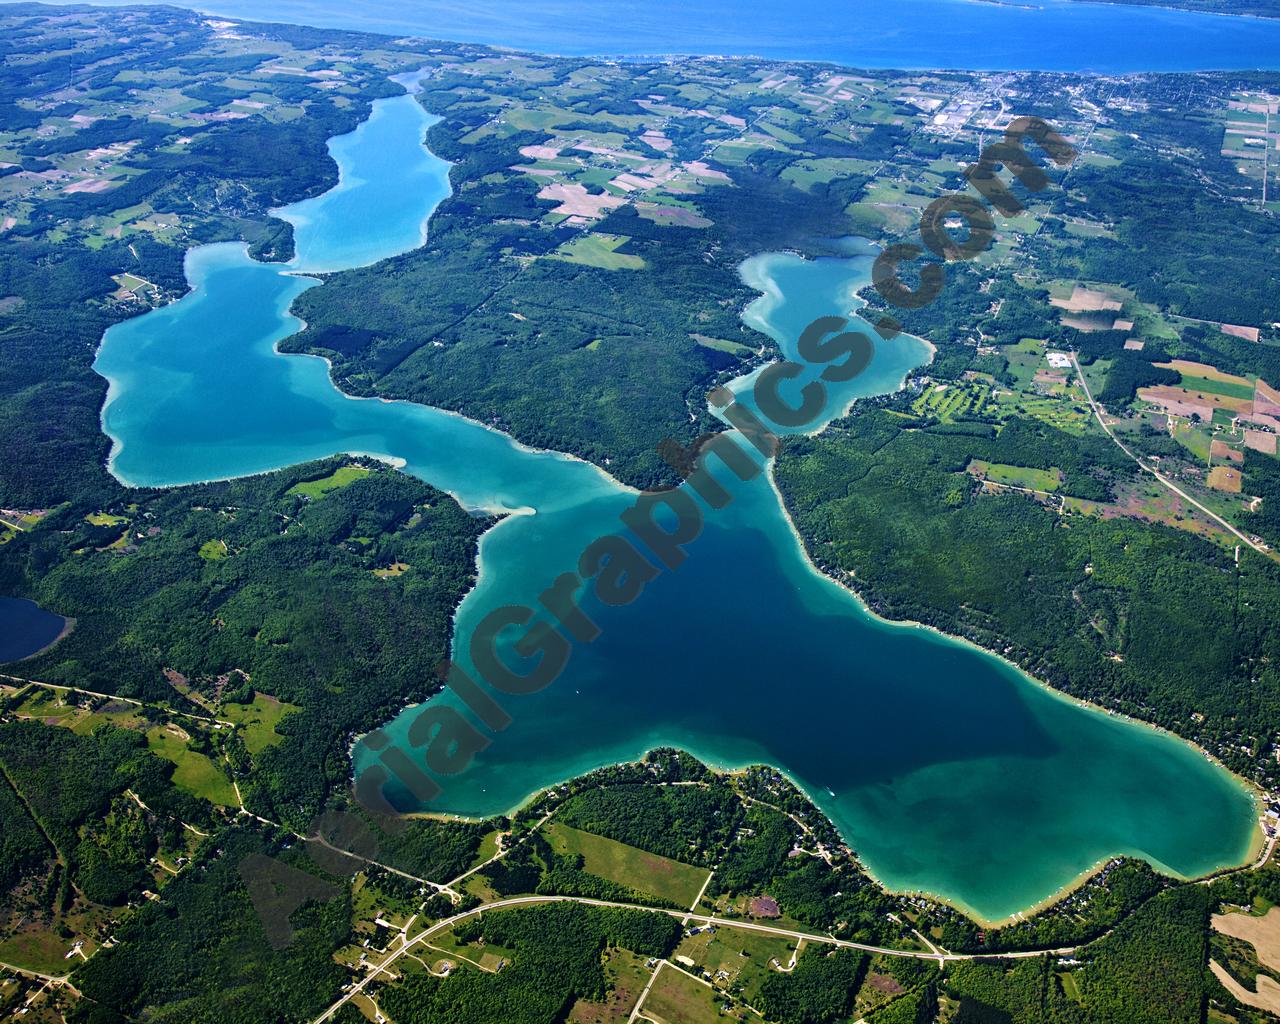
(910, 380), (994, 421)
(779, 156), (876, 190)
(543, 822), (710, 908)
(548, 233), (646, 271)
(146, 726), (238, 806)
(198, 539), (228, 560)
(218, 692), (299, 755)
(677, 927), (798, 1005)
(692, 333), (753, 356)
(1176, 374), (1257, 402)
(639, 963), (726, 1024)
(285, 464), (371, 499)
(968, 460), (1063, 493)
(85, 511), (129, 527)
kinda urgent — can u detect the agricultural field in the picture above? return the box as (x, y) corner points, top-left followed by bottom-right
(542, 822), (711, 908)
(547, 233), (646, 270)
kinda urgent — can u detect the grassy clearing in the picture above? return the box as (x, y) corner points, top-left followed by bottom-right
(0, 924), (77, 975)
(543, 822), (710, 908)
(198, 539), (228, 561)
(285, 464), (371, 499)
(968, 460), (1063, 492)
(692, 333), (753, 356)
(548, 233), (646, 271)
(569, 947), (651, 1024)
(640, 963), (726, 1024)
(470, 829), (502, 868)
(84, 511), (128, 526)
(677, 927), (796, 1004)
(218, 692), (298, 755)
(145, 726), (237, 806)
(1171, 421), (1213, 462)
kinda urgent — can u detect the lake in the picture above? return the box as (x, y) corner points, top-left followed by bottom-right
(37, 0), (1280, 72)
(0, 596), (69, 663)
(93, 81), (1260, 925)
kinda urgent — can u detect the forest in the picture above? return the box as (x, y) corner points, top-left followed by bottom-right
(775, 408), (1280, 788)
(378, 902), (680, 1024)
(0, 458), (486, 826)
(0, 7), (436, 508)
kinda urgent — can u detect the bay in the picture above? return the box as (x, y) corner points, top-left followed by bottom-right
(39, 0), (1280, 72)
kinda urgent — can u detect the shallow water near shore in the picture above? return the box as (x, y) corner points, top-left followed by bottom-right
(93, 84), (1259, 924)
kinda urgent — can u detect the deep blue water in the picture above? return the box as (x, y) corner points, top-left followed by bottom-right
(31, 0), (1280, 71)
(0, 596), (67, 662)
(92, 87), (1261, 924)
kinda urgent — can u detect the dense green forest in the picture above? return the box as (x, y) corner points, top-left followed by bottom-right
(1065, 0), (1280, 17)
(0, 720), (212, 905)
(776, 409), (1280, 787)
(0, 6), (438, 507)
(0, 459), (486, 825)
(379, 902), (680, 1024)
(70, 829), (353, 1024)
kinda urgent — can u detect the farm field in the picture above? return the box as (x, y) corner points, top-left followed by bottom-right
(542, 822), (710, 908)
(548, 232), (646, 270)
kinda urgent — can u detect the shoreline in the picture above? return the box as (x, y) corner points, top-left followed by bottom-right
(6, 612), (76, 665)
(763, 439), (1268, 867)
(90, 71), (1264, 930)
(158, 4), (1280, 74)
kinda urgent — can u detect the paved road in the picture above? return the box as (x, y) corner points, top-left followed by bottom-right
(0, 959), (78, 994)
(311, 893), (1077, 1023)
(1070, 353), (1274, 561)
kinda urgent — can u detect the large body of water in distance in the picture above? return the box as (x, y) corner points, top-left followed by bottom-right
(36, 0), (1280, 72)
(93, 80), (1260, 924)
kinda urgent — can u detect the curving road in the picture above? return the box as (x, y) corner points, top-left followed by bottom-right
(311, 893), (1077, 1023)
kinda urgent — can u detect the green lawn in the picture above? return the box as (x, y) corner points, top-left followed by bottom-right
(146, 727), (237, 806)
(543, 822), (710, 908)
(285, 464), (371, 499)
(548, 233), (646, 271)
(218, 692), (299, 755)
(968, 460), (1063, 492)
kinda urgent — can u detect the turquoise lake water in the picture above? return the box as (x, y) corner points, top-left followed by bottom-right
(41, 0), (1280, 72)
(0, 597), (68, 662)
(93, 84), (1260, 924)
